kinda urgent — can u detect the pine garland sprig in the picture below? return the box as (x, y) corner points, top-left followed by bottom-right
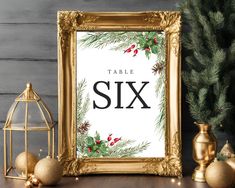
(155, 87), (166, 139)
(77, 133), (89, 156)
(108, 140), (150, 157)
(152, 33), (166, 138)
(77, 79), (90, 126)
(108, 139), (135, 157)
(78, 32), (139, 50)
(154, 68), (166, 139)
(77, 79), (90, 156)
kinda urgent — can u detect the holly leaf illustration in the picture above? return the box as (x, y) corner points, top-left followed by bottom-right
(145, 50), (151, 59)
(94, 131), (100, 141)
(148, 32), (156, 38)
(86, 136), (94, 147)
(92, 145), (98, 151)
(151, 45), (158, 54)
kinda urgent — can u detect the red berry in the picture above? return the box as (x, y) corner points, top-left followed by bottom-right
(145, 47), (150, 52)
(96, 140), (101, 144)
(88, 147), (92, 152)
(154, 37), (158, 44)
(114, 138), (119, 143)
(131, 44), (135, 49)
(124, 48), (132, 53)
(114, 137), (121, 143)
(107, 134), (112, 141)
(133, 49), (138, 56)
(110, 142), (115, 146)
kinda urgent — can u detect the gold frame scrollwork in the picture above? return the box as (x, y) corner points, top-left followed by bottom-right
(57, 11), (182, 176)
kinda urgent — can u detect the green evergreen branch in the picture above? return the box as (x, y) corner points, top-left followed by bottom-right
(77, 133), (88, 156)
(77, 79), (90, 156)
(78, 32), (139, 50)
(180, 0), (234, 131)
(153, 33), (166, 139)
(77, 79), (90, 126)
(154, 73), (166, 139)
(108, 139), (135, 157)
(155, 92), (166, 139)
(81, 133), (150, 158)
(108, 140), (150, 157)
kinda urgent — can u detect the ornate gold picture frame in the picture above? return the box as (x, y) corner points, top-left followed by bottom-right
(58, 11), (181, 176)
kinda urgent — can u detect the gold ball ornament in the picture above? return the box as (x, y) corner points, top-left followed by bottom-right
(15, 152), (39, 174)
(205, 161), (234, 188)
(34, 157), (63, 185)
(226, 158), (235, 184)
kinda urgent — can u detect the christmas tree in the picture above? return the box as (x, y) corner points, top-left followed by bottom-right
(181, 0), (235, 133)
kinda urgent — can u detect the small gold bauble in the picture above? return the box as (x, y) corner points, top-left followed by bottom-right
(30, 174), (36, 179)
(205, 161), (234, 188)
(226, 158), (235, 184)
(24, 180), (33, 188)
(31, 177), (40, 186)
(15, 152), (39, 174)
(34, 157), (63, 186)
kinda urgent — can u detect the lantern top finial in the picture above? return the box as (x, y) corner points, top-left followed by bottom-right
(16, 83), (40, 101)
(26, 82), (32, 89)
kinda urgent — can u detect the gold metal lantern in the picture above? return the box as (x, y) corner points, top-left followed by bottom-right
(3, 83), (55, 180)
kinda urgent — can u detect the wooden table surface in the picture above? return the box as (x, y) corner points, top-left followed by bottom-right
(0, 174), (209, 188)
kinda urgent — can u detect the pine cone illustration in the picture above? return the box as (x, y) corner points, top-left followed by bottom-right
(152, 62), (164, 74)
(78, 121), (90, 134)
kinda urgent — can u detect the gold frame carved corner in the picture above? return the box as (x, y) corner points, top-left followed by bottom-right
(59, 155), (97, 176)
(144, 11), (180, 27)
(143, 132), (182, 176)
(58, 11), (100, 34)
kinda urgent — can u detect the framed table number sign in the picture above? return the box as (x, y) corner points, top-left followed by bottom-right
(58, 11), (181, 176)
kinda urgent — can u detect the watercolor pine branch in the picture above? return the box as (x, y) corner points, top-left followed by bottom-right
(77, 80), (90, 156)
(108, 139), (150, 157)
(84, 132), (150, 158)
(77, 79), (90, 126)
(78, 32), (139, 50)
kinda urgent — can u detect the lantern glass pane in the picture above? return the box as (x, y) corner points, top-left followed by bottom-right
(27, 102), (47, 128)
(38, 101), (53, 126)
(5, 101), (17, 127)
(11, 102), (26, 128)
